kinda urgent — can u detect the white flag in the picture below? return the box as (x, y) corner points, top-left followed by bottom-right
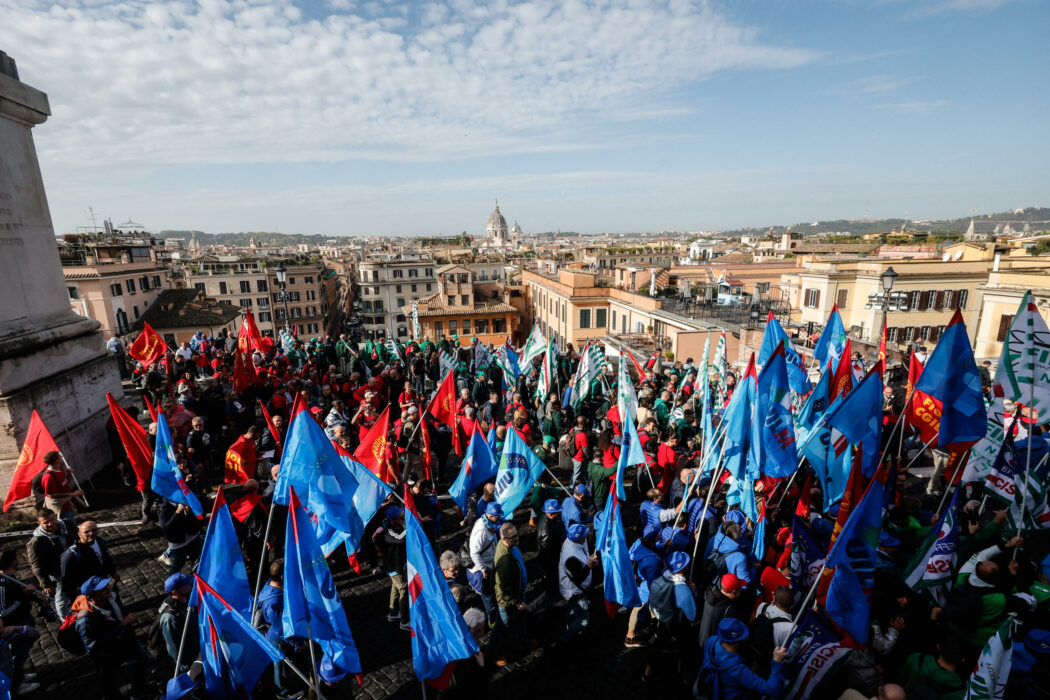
(961, 389), (1007, 484)
(994, 291), (1050, 417)
(964, 617), (1014, 700)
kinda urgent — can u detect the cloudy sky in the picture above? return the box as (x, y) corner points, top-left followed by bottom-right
(3, 0), (1046, 236)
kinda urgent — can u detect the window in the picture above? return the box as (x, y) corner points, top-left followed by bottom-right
(458, 274), (468, 283)
(425, 268), (433, 277)
(276, 308), (286, 320)
(475, 319), (488, 334)
(133, 305), (139, 318)
(393, 270), (404, 278)
(372, 270), (379, 282)
(803, 289), (819, 308)
(126, 278), (136, 293)
(943, 290), (955, 309)
(219, 282), (229, 295)
(756, 282), (770, 295)
(67, 286), (80, 299)
(238, 280), (250, 293)
(930, 326), (944, 343)
(561, 302), (566, 322)
(434, 321), (443, 334)
(411, 284), (417, 293)
(362, 287), (369, 296)
(257, 297), (269, 308)
(921, 326), (932, 340)
(373, 300), (383, 312)
(997, 314), (1014, 342)
(492, 268), (499, 280)
(449, 320), (457, 335)
(194, 282), (206, 292)
(908, 291), (921, 310)
(287, 277), (295, 285)
(611, 309), (617, 329)
(409, 269), (418, 278)
(447, 295), (456, 306)
(887, 327), (899, 342)
(595, 308), (607, 327)
(219, 300), (232, 306)
(239, 299), (252, 308)
(493, 318), (506, 333)
(836, 289), (847, 308)
(925, 292), (937, 311)
(461, 295), (469, 305)
(462, 320), (471, 334)
(372, 287), (379, 296)
(258, 312), (271, 323)
(305, 276), (314, 284)
(152, 275), (161, 288)
(164, 333), (176, 346)
(292, 308), (302, 318)
(397, 298), (405, 307)
(622, 314), (627, 333)
(425, 283), (432, 292)
(580, 309), (592, 328)
(257, 279), (268, 292)
(306, 290), (316, 301)
(957, 290), (969, 309)
(478, 270), (487, 281)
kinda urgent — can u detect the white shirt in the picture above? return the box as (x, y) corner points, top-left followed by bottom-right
(468, 517), (497, 573)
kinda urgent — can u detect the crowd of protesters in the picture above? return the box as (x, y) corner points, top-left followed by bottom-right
(3, 320), (1048, 700)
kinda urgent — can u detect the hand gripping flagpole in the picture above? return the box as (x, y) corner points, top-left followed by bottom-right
(250, 500), (278, 625)
(173, 603), (194, 679)
(687, 431), (733, 581)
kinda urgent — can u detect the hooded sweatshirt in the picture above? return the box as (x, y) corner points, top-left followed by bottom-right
(699, 636), (785, 700)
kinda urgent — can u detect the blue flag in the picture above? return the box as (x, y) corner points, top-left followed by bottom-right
(316, 458), (393, 557)
(752, 506), (767, 562)
(405, 509), (480, 682)
(824, 469), (885, 644)
(196, 490), (251, 617)
(824, 369), (883, 478)
(751, 343), (798, 479)
(282, 489), (362, 674)
(151, 414), (203, 517)
(913, 310), (987, 450)
(798, 363), (832, 483)
(617, 412), (647, 501)
(722, 358), (757, 481)
(195, 574), (283, 700)
(758, 314), (812, 394)
(790, 515), (825, 590)
(494, 426), (547, 515)
(599, 495), (642, 609)
(449, 429), (498, 516)
(813, 307), (847, 369)
(275, 411), (361, 536)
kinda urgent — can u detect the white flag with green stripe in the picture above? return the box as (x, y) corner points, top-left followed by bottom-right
(994, 291), (1050, 416)
(537, 339), (556, 401)
(714, 329), (729, 405)
(617, 351), (638, 424)
(520, 324), (546, 368)
(964, 617), (1014, 700)
(570, 342), (603, 410)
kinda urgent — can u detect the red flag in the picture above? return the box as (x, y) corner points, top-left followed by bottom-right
(143, 394), (159, 423)
(4, 411), (60, 511)
(742, 352), (757, 381)
(622, 347), (645, 379)
(795, 471), (813, 518)
(906, 354), (940, 445)
(105, 393), (153, 491)
(237, 308), (264, 354)
(229, 491), (264, 523)
(224, 434), (257, 484)
(128, 322), (167, 369)
(233, 351), (252, 393)
(354, 405), (393, 480)
(878, 318), (887, 377)
(829, 339), (854, 402)
(289, 392), (308, 422)
(404, 482), (420, 518)
(162, 352), (175, 401)
(258, 400), (282, 459)
(426, 370), (460, 455)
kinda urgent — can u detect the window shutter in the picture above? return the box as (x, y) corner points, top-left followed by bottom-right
(997, 314), (1014, 342)
(934, 291), (944, 310)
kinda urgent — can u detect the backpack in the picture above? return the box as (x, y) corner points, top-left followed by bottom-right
(57, 612), (87, 656)
(457, 538), (475, 570)
(694, 650), (720, 700)
(30, 470), (47, 508)
(702, 549), (728, 587)
(146, 599), (177, 657)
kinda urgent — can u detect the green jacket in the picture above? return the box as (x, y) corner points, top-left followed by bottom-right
(899, 653), (965, 700)
(529, 482), (559, 517)
(542, 410), (563, 438)
(494, 540), (524, 608)
(654, 400), (670, 429)
(587, 461), (617, 509)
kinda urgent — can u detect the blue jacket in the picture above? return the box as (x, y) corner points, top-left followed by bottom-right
(561, 496), (589, 527)
(257, 582), (284, 643)
(641, 500), (673, 541)
(629, 539), (663, 586)
(714, 535), (752, 584)
(659, 525), (692, 554)
(700, 636), (785, 699)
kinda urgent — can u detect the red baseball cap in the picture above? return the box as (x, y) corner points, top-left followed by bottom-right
(720, 573), (746, 592)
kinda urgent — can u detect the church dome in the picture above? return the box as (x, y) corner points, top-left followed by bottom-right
(510, 221), (522, 234)
(488, 204), (506, 230)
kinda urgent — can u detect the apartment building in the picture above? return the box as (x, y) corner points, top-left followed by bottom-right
(408, 264), (520, 346)
(183, 258), (339, 340)
(973, 266), (1050, 361)
(356, 259), (438, 340)
(60, 231), (169, 337)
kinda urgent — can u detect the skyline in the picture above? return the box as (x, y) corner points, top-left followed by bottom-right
(3, 0), (1047, 236)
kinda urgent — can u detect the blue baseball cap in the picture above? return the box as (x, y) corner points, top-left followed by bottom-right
(80, 575), (112, 596)
(165, 572), (193, 594)
(384, 507), (404, 523)
(879, 532), (901, 548)
(574, 484), (589, 495)
(317, 655), (348, 684)
(667, 551), (690, 573)
(1027, 629), (1050, 654)
(725, 510), (747, 526)
(163, 673), (198, 700)
(542, 499), (562, 514)
(485, 502), (504, 518)
(716, 618), (750, 643)
(567, 524), (589, 543)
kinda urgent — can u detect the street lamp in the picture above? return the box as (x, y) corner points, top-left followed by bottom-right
(274, 263), (292, 334)
(881, 266), (898, 293)
(866, 265), (900, 351)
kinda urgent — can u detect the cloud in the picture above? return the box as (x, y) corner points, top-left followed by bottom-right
(2, 0), (820, 171)
(874, 99), (951, 114)
(908, 0), (1014, 17)
(850, 74), (920, 94)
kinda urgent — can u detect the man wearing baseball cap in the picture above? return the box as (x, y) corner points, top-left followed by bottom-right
(73, 575), (152, 700)
(561, 483), (592, 528)
(643, 551), (696, 684)
(536, 498), (566, 597)
(558, 523), (597, 642)
(467, 502), (504, 624)
(695, 618), (787, 700)
(698, 573), (748, 650)
(156, 572), (197, 675)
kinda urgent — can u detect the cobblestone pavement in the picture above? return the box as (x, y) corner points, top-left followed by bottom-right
(8, 456), (940, 700)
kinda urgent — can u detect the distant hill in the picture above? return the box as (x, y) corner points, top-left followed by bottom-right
(721, 206), (1050, 238)
(156, 231), (331, 246)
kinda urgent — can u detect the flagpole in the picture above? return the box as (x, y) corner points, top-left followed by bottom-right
(59, 452), (89, 508)
(687, 432), (733, 581)
(250, 499), (278, 624)
(544, 467), (573, 498)
(172, 603), (194, 679)
(783, 563), (828, 641)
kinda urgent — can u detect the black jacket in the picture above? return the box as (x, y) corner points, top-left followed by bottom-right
(158, 500), (204, 545)
(536, 516), (566, 556)
(25, 522), (70, 588)
(60, 539), (117, 600)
